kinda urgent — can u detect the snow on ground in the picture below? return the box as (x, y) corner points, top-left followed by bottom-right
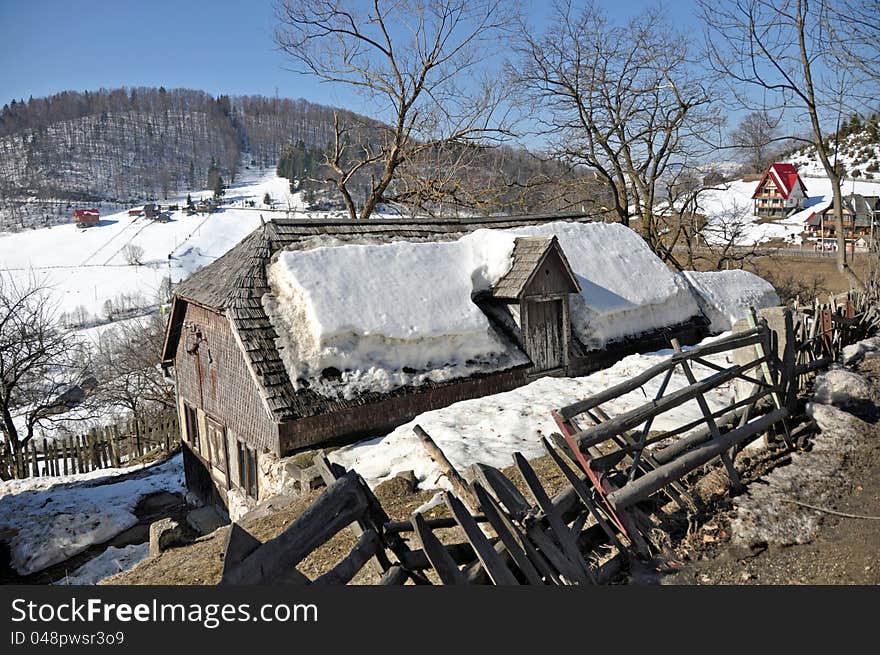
(682, 269), (780, 333)
(0, 169), (342, 325)
(266, 229), (525, 398)
(513, 222), (701, 348)
(731, 368), (877, 547)
(699, 176), (880, 246)
(331, 334), (737, 491)
(54, 543), (149, 585)
(0, 454), (183, 575)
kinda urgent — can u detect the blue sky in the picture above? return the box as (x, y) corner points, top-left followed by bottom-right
(0, 0), (700, 111)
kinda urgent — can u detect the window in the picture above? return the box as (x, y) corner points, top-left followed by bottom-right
(205, 417), (230, 489)
(205, 419), (227, 472)
(184, 404), (200, 452)
(237, 441), (258, 499)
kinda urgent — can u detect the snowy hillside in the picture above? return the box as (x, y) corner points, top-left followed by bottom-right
(788, 118), (880, 180)
(0, 170), (311, 326)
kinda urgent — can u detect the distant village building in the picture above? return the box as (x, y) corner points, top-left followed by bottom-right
(128, 207), (143, 217)
(73, 208), (99, 228)
(751, 162), (808, 217)
(805, 193), (880, 247)
(160, 217), (707, 513)
(142, 202), (160, 219)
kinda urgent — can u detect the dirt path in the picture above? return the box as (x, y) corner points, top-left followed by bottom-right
(661, 358), (880, 585)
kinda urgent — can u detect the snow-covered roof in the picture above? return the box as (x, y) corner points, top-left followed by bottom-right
(682, 269), (779, 333)
(263, 230), (529, 399)
(166, 216), (708, 417)
(509, 222), (702, 349)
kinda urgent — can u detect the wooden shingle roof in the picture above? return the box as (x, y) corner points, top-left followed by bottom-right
(491, 235), (579, 300)
(167, 213), (594, 422)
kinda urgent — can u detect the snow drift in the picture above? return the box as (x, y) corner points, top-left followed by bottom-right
(682, 269), (779, 333)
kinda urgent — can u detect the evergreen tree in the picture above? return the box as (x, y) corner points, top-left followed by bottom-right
(213, 175), (225, 201)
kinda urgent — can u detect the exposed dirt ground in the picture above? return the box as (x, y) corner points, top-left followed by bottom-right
(659, 357), (880, 585)
(104, 455), (569, 585)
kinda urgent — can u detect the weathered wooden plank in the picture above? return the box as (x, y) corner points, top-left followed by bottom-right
(558, 328), (765, 420)
(413, 425), (480, 511)
(312, 529), (381, 585)
(377, 565), (410, 586)
(469, 463), (531, 521)
(513, 453), (593, 584)
(411, 513), (466, 585)
(384, 515), (487, 533)
(445, 492), (519, 585)
(221, 523), (263, 579)
(672, 338), (742, 491)
(472, 483), (544, 584)
(399, 542), (478, 570)
(542, 437), (626, 553)
(220, 473), (370, 585)
(572, 360), (767, 450)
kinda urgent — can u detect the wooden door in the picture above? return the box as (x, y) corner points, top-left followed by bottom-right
(525, 298), (565, 372)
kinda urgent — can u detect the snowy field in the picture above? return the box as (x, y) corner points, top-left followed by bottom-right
(699, 175), (880, 246)
(0, 170), (307, 322)
(331, 333), (740, 492)
(0, 454), (183, 576)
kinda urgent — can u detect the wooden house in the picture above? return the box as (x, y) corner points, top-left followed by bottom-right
(805, 194), (879, 245)
(143, 202), (160, 219)
(160, 216), (707, 513)
(751, 163), (808, 217)
(73, 208), (99, 228)
(128, 207), (143, 217)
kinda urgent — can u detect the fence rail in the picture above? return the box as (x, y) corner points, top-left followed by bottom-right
(1, 412), (179, 480)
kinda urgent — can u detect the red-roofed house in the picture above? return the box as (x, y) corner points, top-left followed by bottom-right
(751, 163), (808, 217)
(73, 208), (99, 228)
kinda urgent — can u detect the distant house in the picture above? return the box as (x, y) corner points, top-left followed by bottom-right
(196, 198), (218, 213)
(128, 207), (143, 217)
(73, 208), (99, 228)
(751, 163), (808, 217)
(160, 217), (706, 513)
(805, 193), (880, 245)
(143, 202), (160, 219)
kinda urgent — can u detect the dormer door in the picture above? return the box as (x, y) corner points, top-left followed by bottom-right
(524, 298), (566, 373)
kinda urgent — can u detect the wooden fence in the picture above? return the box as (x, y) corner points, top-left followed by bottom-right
(219, 292), (879, 585)
(1, 412), (179, 480)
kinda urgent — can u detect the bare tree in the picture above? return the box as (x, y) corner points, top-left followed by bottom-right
(0, 278), (93, 478)
(93, 311), (174, 449)
(123, 243), (145, 266)
(274, 0), (517, 219)
(731, 111), (784, 172)
(696, 201), (764, 270)
(700, 0), (878, 290)
(512, 1), (717, 264)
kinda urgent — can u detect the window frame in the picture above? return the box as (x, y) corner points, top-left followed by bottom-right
(183, 403), (200, 452)
(237, 440), (258, 500)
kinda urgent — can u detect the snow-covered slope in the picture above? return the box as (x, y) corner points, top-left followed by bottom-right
(788, 126), (880, 180)
(0, 454), (183, 575)
(682, 269), (780, 333)
(264, 229), (526, 398)
(1, 170), (325, 326)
